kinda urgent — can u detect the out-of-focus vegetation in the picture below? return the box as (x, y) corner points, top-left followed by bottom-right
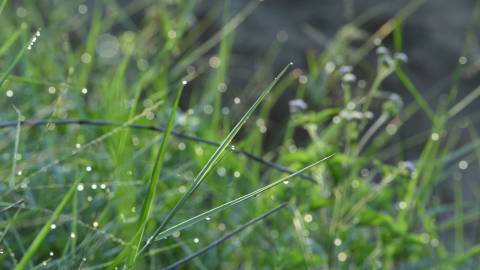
(1, 0), (480, 269)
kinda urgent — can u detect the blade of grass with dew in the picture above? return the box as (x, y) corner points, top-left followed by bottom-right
(113, 82), (185, 268)
(0, 29), (40, 89)
(141, 63), (293, 249)
(149, 154), (333, 244)
(15, 175), (82, 270)
(163, 203), (287, 270)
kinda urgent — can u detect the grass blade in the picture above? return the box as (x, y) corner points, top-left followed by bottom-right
(15, 176), (81, 270)
(151, 154), (333, 243)
(163, 203), (287, 270)
(0, 118), (317, 182)
(115, 82), (185, 267)
(0, 29), (40, 88)
(142, 63), (293, 250)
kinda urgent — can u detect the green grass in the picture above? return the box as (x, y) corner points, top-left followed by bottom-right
(1, 0), (480, 269)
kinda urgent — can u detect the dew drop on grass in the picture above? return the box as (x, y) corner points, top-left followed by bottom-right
(91, 184), (97, 190)
(193, 238), (199, 244)
(234, 97), (241, 104)
(70, 232), (76, 238)
(87, 196), (93, 202)
(50, 224), (56, 230)
(178, 142), (186, 151)
(283, 180), (289, 185)
(334, 238), (342, 246)
(6, 90), (13, 97)
(85, 166), (92, 172)
(75, 143), (81, 149)
(100, 183), (107, 189)
(216, 167), (226, 177)
(430, 133), (440, 141)
(304, 214), (313, 223)
(233, 171), (241, 178)
(337, 252), (348, 262)
(92, 221), (99, 228)
(458, 160), (468, 170)
(77, 183), (84, 191)
(218, 223), (226, 231)
(49, 251), (54, 256)
(0, 249), (3, 254)
(81, 88), (88, 94)
(205, 217), (211, 221)
(182, 80), (188, 85)
(458, 56), (468, 65)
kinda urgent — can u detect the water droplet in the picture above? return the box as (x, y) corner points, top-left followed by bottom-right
(100, 183), (107, 189)
(337, 252), (348, 262)
(205, 217), (211, 221)
(233, 171), (241, 178)
(77, 184), (84, 191)
(78, 4), (88, 14)
(91, 184), (97, 190)
(334, 238), (342, 246)
(92, 221), (99, 228)
(48, 86), (56, 94)
(50, 224), (57, 230)
(49, 251), (54, 256)
(430, 133), (440, 141)
(182, 80), (187, 85)
(209, 56), (220, 68)
(6, 90), (13, 97)
(193, 238), (199, 244)
(458, 160), (468, 170)
(178, 142), (186, 151)
(303, 214), (312, 223)
(70, 232), (76, 238)
(81, 88), (88, 94)
(85, 166), (92, 172)
(283, 180), (289, 185)
(216, 167), (226, 177)
(397, 201), (408, 209)
(458, 56), (468, 65)
(233, 97), (241, 104)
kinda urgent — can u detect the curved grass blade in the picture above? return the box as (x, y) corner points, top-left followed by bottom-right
(150, 154), (333, 244)
(113, 82), (185, 268)
(163, 203), (287, 270)
(0, 118), (317, 182)
(15, 176), (81, 270)
(142, 63), (293, 250)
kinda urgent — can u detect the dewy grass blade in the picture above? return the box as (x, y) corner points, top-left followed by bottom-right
(141, 63), (293, 250)
(163, 203), (288, 270)
(122, 81), (185, 267)
(15, 176), (81, 270)
(150, 154), (334, 245)
(0, 29), (40, 88)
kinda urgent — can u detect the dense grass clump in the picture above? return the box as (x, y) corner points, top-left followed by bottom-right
(1, 0), (480, 269)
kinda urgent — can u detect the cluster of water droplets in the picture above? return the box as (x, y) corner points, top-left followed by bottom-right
(27, 29), (41, 50)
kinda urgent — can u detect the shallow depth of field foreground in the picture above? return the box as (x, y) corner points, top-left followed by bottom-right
(1, 0), (480, 269)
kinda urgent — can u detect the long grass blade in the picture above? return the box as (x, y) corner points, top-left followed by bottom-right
(0, 118), (317, 183)
(163, 203), (287, 270)
(150, 154), (333, 244)
(141, 63), (293, 250)
(122, 82), (185, 267)
(0, 29), (40, 88)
